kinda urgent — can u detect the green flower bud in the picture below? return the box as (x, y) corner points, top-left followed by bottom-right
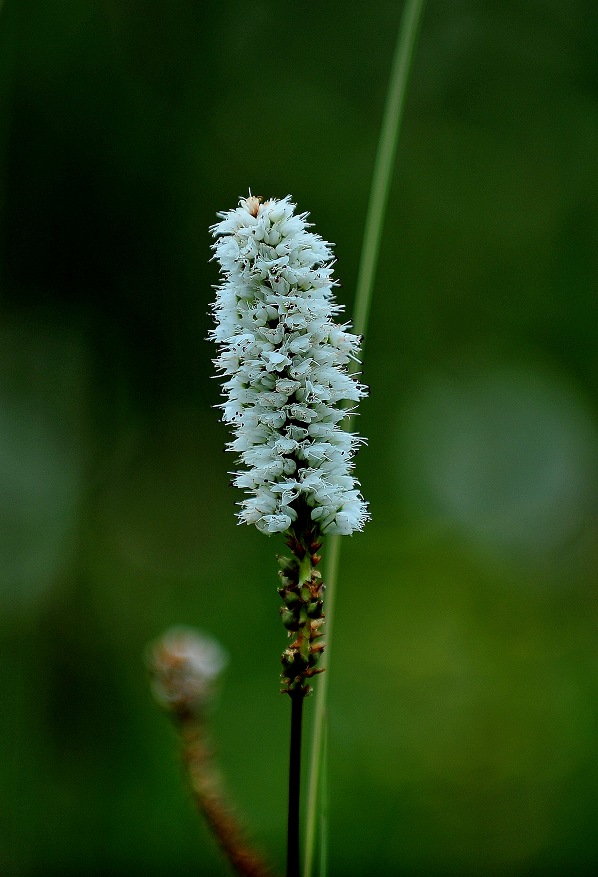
(277, 555), (299, 576)
(280, 606), (300, 631)
(306, 599), (324, 619)
(282, 590), (301, 609)
(281, 649), (307, 674)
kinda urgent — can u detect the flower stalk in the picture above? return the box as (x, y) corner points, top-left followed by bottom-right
(278, 523), (325, 877)
(286, 690), (304, 877)
(210, 193), (369, 877)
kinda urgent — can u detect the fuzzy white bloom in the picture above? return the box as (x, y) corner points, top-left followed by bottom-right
(148, 627), (228, 713)
(210, 194), (369, 536)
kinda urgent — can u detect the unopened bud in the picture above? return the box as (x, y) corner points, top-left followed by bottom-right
(277, 555), (299, 576)
(281, 589), (301, 609)
(306, 599), (324, 619)
(280, 606), (300, 631)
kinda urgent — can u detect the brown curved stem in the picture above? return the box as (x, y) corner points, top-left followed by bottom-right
(180, 720), (276, 877)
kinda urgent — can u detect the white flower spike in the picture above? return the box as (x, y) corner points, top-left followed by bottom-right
(210, 194), (369, 537)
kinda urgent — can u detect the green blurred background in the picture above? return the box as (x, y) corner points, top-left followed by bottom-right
(1, 1), (597, 874)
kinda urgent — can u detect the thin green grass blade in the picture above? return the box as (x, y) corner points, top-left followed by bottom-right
(303, 537), (340, 877)
(302, 2), (427, 875)
(352, 0), (427, 345)
(318, 717), (329, 877)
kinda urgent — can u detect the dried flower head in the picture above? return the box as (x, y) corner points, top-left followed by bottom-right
(210, 194), (369, 536)
(148, 627), (228, 717)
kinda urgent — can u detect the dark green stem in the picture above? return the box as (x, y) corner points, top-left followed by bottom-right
(287, 691), (305, 877)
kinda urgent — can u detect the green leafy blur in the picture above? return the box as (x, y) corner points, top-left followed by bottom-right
(1, 1), (597, 875)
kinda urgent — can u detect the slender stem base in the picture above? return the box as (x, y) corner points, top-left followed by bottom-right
(287, 691), (305, 877)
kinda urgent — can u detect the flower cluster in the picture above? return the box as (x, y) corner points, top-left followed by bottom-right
(210, 194), (369, 536)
